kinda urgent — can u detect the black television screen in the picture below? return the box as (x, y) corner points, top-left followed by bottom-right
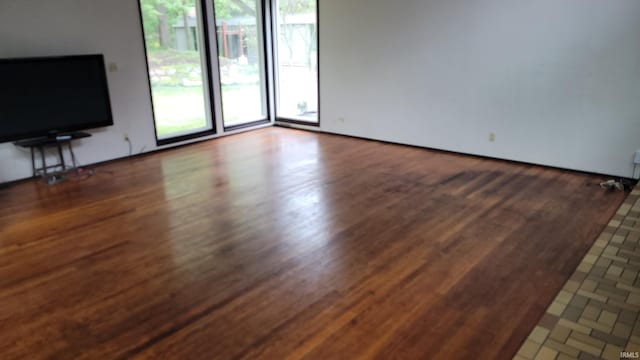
(0, 54), (113, 143)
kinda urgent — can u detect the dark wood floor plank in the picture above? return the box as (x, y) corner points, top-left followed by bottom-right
(0, 127), (626, 359)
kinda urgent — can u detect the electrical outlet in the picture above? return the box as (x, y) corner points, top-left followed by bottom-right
(124, 133), (129, 142)
(634, 150), (640, 164)
(489, 132), (496, 142)
(108, 62), (118, 73)
(337, 117), (345, 123)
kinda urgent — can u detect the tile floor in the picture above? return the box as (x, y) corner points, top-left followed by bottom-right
(515, 185), (640, 360)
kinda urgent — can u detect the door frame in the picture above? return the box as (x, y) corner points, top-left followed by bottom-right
(137, 0), (218, 146)
(270, 0), (320, 127)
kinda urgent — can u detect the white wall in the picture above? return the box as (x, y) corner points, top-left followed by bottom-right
(318, 0), (640, 177)
(0, 0), (158, 183)
(0, 0), (270, 184)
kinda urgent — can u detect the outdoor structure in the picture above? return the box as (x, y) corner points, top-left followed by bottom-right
(172, 8), (200, 51)
(173, 9), (316, 66)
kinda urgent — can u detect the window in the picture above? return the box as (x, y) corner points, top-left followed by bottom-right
(138, 0), (320, 141)
(139, 0), (215, 143)
(273, 0), (318, 123)
(213, 0), (269, 128)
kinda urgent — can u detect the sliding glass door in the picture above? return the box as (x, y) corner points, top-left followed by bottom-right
(139, 0), (215, 143)
(138, 0), (320, 141)
(273, 0), (318, 124)
(213, 0), (269, 129)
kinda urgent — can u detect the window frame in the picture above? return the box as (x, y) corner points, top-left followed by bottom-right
(137, 0), (219, 146)
(270, 0), (320, 127)
(212, 0), (273, 131)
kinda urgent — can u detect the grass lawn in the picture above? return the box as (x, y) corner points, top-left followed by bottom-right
(152, 86), (207, 137)
(152, 85), (265, 138)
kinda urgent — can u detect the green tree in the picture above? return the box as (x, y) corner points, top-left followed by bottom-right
(141, 0), (200, 50)
(214, 0), (255, 21)
(141, 0), (314, 56)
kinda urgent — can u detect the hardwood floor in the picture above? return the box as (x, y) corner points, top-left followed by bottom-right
(0, 127), (627, 359)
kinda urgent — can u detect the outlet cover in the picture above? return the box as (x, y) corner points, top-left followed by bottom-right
(634, 150), (640, 164)
(108, 62), (118, 72)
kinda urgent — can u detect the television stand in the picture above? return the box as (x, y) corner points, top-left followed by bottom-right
(14, 132), (92, 184)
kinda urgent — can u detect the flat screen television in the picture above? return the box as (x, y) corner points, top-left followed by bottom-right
(0, 54), (113, 143)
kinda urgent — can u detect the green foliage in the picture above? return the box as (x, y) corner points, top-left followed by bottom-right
(214, 0), (256, 21)
(140, 0), (316, 66)
(279, 0), (315, 15)
(141, 0), (261, 50)
(140, 0), (198, 50)
(140, 0), (161, 48)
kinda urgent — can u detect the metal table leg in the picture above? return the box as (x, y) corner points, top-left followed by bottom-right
(39, 146), (47, 177)
(57, 142), (66, 171)
(30, 147), (36, 177)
